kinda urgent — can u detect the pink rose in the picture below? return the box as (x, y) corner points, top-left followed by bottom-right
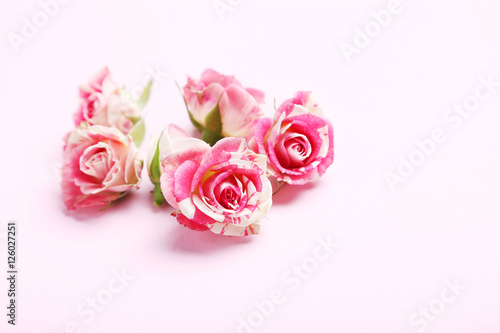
(62, 124), (143, 210)
(74, 67), (143, 135)
(182, 69), (265, 142)
(250, 91), (334, 185)
(159, 136), (272, 236)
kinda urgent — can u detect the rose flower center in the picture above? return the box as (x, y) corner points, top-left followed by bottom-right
(220, 187), (239, 209)
(212, 176), (243, 210)
(80, 144), (111, 182)
(275, 133), (312, 169)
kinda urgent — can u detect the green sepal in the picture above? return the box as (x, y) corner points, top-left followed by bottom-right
(127, 116), (142, 124)
(138, 80), (153, 110)
(188, 110), (204, 132)
(129, 119), (145, 147)
(153, 184), (166, 207)
(204, 102), (222, 134)
(201, 102), (224, 146)
(175, 80), (205, 132)
(201, 129), (224, 146)
(149, 132), (163, 184)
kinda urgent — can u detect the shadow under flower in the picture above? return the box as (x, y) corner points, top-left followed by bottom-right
(165, 225), (254, 254)
(62, 190), (136, 222)
(271, 182), (317, 205)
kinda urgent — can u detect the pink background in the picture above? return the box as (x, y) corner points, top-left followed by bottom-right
(1, 0), (500, 332)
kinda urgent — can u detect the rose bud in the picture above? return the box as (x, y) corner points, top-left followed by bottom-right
(182, 69), (265, 144)
(74, 67), (150, 142)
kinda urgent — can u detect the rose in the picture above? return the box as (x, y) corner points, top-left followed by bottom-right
(74, 67), (143, 135)
(159, 136), (272, 236)
(62, 124), (143, 210)
(182, 68), (265, 143)
(250, 91), (334, 185)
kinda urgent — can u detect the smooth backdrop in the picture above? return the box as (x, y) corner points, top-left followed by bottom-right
(1, 0), (499, 332)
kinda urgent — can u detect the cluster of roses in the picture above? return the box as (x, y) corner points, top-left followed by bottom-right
(62, 68), (334, 236)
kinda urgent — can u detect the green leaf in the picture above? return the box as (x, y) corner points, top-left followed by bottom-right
(272, 180), (285, 196)
(137, 80), (153, 110)
(188, 110), (204, 132)
(201, 129), (224, 146)
(204, 102), (222, 135)
(149, 132), (163, 185)
(129, 119), (146, 147)
(200, 101), (224, 145)
(153, 184), (166, 207)
(149, 132), (167, 207)
(127, 116), (142, 124)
